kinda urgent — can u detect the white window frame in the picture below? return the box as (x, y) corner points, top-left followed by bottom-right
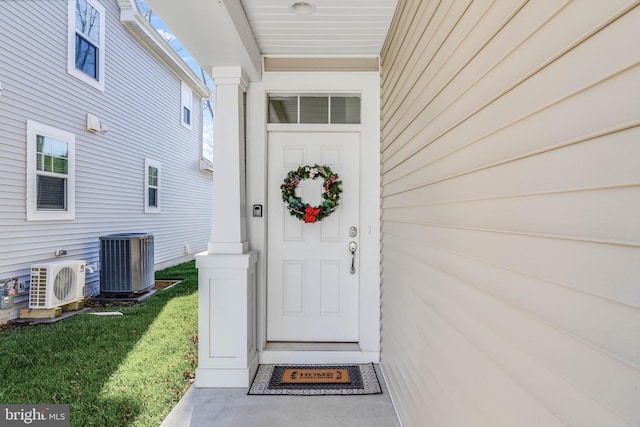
(267, 93), (362, 124)
(26, 121), (76, 221)
(67, 0), (106, 91)
(181, 81), (193, 129)
(144, 158), (161, 213)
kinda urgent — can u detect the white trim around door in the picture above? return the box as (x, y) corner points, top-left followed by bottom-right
(245, 71), (382, 364)
(266, 129), (361, 343)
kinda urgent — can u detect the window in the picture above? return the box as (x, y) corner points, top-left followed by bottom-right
(268, 95), (361, 124)
(300, 96), (329, 123)
(181, 82), (193, 128)
(68, 0), (105, 91)
(202, 96), (214, 165)
(331, 96), (361, 124)
(144, 159), (161, 213)
(26, 121), (75, 221)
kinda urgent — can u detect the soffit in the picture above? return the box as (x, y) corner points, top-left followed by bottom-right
(145, 0), (262, 81)
(145, 0), (398, 81)
(117, 0), (210, 97)
(241, 0), (398, 55)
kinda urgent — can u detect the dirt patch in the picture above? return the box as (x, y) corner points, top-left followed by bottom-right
(84, 298), (137, 308)
(153, 280), (182, 290)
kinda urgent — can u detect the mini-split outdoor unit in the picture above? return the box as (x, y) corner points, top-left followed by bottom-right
(29, 260), (86, 309)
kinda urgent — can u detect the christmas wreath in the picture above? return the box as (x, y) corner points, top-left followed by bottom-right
(281, 164), (342, 223)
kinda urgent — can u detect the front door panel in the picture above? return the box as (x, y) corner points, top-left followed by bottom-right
(267, 131), (360, 342)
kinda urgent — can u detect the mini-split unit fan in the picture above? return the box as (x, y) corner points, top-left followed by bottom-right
(29, 260), (86, 309)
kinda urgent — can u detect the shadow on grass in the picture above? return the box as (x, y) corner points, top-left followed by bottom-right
(0, 260), (198, 427)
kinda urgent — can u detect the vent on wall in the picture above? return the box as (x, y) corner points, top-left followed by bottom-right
(99, 233), (154, 294)
(29, 260), (86, 309)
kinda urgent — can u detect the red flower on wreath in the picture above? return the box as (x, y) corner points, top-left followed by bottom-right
(304, 206), (321, 223)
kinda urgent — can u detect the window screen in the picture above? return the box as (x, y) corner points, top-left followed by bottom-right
(35, 135), (69, 211)
(37, 176), (66, 210)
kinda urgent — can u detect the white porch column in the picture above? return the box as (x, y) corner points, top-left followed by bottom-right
(196, 66), (258, 388)
(208, 66), (249, 254)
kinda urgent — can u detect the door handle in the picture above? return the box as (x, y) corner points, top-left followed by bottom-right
(349, 241), (357, 274)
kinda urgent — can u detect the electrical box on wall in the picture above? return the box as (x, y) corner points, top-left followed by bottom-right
(1, 290), (14, 309)
(0, 279), (16, 309)
(87, 113), (101, 132)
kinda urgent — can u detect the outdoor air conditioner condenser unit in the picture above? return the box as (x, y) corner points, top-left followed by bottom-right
(29, 260), (86, 309)
(100, 233), (154, 294)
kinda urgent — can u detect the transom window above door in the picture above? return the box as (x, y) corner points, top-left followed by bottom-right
(268, 95), (361, 124)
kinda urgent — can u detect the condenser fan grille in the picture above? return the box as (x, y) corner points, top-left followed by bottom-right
(29, 260), (85, 309)
(53, 266), (76, 300)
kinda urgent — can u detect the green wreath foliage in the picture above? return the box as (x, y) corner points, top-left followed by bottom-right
(280, 164), (342, 223)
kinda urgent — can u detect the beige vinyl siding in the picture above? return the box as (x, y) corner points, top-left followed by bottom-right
(380, 1), (640, 426)
(0, 1), (211, 301)
(263, 57), (380, 72)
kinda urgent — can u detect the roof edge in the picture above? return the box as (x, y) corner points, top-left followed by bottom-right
(117, 0), (210, 98)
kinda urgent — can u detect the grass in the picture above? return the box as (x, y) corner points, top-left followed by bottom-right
(0, 261), (198, 427)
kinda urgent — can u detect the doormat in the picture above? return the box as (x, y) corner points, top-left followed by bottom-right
(248, 364), (382, 395)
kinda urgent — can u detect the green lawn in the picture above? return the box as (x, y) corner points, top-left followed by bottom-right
(0, 261), (198, 427)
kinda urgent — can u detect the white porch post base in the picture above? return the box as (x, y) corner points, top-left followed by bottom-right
(195, 362), (258, 388)
(195, 250), (258, 388)
(208, 241), (249, 254)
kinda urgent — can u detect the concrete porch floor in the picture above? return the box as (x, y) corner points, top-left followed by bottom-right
(160, 364), (401, 427)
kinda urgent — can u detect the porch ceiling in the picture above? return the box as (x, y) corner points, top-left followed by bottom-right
(144, 0), (398, 81)
(241, 0), (398, 55)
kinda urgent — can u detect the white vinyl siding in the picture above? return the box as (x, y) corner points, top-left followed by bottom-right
(67, 0), (105, 91)
(0, 1), (211, 301)
(26, 121), (76, 221)
(144, 158), (161, 213)
(380, 1), (640, 427)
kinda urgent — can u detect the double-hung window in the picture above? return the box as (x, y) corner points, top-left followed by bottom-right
(68, 0), (105, 91)
(181, 82), (193, 129)
(144, 159), (161, 213)
(26, 121), (76, 221)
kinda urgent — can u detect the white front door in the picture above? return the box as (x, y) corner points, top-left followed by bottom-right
(267, 130), (360, 342)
